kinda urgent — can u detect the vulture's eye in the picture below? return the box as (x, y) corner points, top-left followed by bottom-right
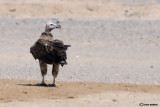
(50, 24), (53, 26)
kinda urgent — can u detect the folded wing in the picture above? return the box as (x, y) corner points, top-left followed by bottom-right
(30, 39), (71, 66)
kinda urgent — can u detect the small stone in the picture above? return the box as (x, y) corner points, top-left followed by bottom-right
(9, 9), (16, 12)
(112, 99), (117, 102)
(84, 83), (88, 86)
(113, 74), (119, 76)
(76, 56), (79, 58)
(150, 66), (154, 68)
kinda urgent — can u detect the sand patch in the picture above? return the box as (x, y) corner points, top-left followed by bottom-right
(0, 79), (160, 103)
(0, 0), (160, 19)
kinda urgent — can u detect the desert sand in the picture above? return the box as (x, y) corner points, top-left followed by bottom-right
(0, 0), (160, 107)
(0, 79), (160, 107)
(0, 0), (160, 19)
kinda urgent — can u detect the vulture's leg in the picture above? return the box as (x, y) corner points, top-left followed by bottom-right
(39, 60), (47, 85)
(52, 64), (59, 86)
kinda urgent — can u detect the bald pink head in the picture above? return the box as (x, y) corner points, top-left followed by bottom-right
(45, 22), (61, 33)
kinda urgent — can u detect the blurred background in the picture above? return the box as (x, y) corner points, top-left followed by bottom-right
(0, 0), (160, 85)
(0, 0), (160, 19)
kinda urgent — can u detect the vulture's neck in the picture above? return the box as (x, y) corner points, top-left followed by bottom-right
(42, 31), (53, 37)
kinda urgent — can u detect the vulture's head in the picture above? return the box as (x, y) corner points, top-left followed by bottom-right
(45, 22), (61, 33)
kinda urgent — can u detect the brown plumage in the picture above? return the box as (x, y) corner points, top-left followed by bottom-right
(30, 22), (70, 86)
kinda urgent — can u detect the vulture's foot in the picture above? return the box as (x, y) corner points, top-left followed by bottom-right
(48, 83), (56, 87)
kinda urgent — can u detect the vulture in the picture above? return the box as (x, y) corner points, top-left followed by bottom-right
(30, 22), (71, 86)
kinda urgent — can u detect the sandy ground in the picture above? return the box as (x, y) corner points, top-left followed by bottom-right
(0, 79), (160, 107)
(0, 0), (160, 19)
(0, 0), (160, 107)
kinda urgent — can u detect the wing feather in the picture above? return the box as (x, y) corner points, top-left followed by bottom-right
(30, 33), (71, 66)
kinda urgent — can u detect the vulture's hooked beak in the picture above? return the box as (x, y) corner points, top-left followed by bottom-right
(55, 24), (61, 29)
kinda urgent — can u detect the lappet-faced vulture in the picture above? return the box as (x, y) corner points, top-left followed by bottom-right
(30, 22), (71, 86)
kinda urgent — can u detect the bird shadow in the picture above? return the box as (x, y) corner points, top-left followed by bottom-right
(17, 83), (56, 87)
